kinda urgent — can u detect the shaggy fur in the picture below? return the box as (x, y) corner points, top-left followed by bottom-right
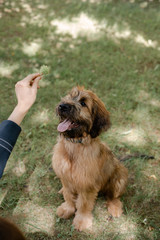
(52, 86), (128, 231)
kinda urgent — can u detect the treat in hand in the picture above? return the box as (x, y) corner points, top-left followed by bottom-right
(40, 65), (50, 76)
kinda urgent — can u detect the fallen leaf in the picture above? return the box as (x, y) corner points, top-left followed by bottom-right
(148, 175), (157, 181)
(148, 226), (154, 231)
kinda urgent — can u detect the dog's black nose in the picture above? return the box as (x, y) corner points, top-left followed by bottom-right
(59, 104), (72, 112)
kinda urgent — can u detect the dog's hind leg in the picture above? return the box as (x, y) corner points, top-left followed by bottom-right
(105, 164), (128, 217)
(107, 198), (123, 217)
(57, 185), (76, 219)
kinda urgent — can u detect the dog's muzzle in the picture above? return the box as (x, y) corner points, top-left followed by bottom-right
(58, 103), (72, 113)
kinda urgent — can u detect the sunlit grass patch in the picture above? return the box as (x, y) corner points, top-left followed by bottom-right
(51, 12), (106, 40)
(31, 109), (50, 124)
(135, 34), (160, 50)
(12, 159), (26, 177)
(22, 41), (42, 56)
(13, 199), (55, 235)
(0, 61), (19, 77)
(113, 126), (147, 146)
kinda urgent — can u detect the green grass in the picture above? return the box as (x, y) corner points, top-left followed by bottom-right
(0, 0), (160, 239)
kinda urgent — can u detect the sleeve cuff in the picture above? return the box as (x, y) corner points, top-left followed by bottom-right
(0, 120), (21, 148)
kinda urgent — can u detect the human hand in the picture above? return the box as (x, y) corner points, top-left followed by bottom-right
(8, 73), (42, 125)
(15, 73), (42, 113)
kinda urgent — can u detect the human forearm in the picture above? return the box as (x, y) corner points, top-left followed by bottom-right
(0, 120), (21, 178)
(8, 105), (29, 126)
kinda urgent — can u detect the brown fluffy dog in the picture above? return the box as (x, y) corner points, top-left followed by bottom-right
(52, 86), (128, 231)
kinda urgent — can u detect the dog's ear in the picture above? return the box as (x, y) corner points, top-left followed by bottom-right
(90, 95), (111, 138)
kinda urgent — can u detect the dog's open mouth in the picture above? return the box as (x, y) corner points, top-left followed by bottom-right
(57, 119), (79, 132)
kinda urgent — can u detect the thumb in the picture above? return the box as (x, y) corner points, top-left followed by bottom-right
(32, 76), (41, 89)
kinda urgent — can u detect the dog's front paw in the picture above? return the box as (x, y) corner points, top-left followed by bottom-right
(73, 213), (93, 231)
(57, 202), (75, 219)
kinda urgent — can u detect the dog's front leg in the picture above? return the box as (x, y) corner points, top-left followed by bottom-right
(73, 191), (97, 231)
(57, 186), (76, 219)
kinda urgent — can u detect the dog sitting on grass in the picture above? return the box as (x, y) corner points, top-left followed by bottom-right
(52, 86), (128, 231)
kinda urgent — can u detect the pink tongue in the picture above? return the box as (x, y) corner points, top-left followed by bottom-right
(57, 119), (72, 132)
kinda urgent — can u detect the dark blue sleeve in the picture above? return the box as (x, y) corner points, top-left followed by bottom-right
(0, 120), (21, 178)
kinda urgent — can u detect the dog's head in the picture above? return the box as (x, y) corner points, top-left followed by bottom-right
(56, 86), (111, 138)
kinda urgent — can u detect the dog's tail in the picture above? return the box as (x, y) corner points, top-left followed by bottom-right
(119, 153), (154, 162)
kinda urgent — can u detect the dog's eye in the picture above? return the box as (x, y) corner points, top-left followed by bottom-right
(80, 101), (86, 107)
(80, 97), (87, 107)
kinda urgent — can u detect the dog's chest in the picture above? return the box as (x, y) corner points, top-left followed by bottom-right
(53, 140), (100, 188)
